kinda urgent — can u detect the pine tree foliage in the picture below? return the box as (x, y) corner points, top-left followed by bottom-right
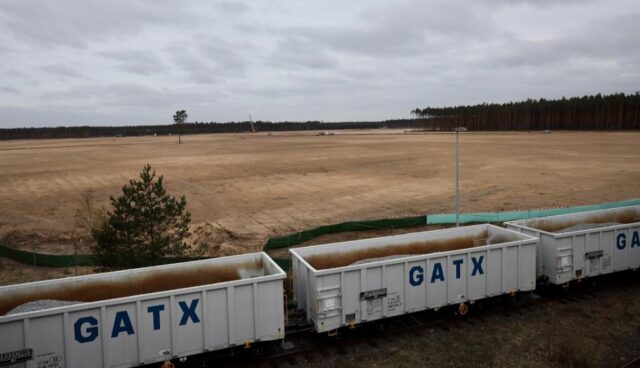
(173, 110), (188, 144)
(411, 92), (640, 130)
(91, 165), (191, 269)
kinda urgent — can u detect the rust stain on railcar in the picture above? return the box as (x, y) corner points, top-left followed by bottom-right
(305, 232), (505, 270)
(0, 259), (262, 316)
(532, 209), (640, 233)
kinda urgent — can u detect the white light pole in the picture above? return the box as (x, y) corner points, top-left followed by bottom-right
(455, 127), (467, 227)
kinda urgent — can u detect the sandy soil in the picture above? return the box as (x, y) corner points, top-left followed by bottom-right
(0, 258), (94, 286)
(1, 130), (639, 255)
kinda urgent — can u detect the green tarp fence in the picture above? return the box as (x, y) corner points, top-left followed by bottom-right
(264, 198), (640, 270)
(426, 198), (640, 225)
(0, 245), (96, 268)
(2, 198), (639, 270)
(271, 258), (293, 272)
(0, 245), (208, 268)
(263, 215), (426, 251)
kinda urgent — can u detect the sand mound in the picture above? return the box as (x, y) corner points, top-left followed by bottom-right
(190, 223), (255, 256)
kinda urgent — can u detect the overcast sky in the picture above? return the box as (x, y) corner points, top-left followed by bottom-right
(0, 0), (639, 128)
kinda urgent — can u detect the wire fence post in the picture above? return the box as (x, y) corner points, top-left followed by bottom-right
(75, 240), (80, 276)
(454, 127), (466, 227)
(456, 129), (459, 226)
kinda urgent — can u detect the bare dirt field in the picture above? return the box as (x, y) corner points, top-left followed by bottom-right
(1, 130), (640, 367)
(1, 130), (639, 259)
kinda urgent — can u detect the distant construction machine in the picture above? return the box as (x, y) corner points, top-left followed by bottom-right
(248, 114), (256, 133)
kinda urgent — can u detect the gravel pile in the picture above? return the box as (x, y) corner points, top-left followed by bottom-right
(556, 222), (621, 234)
(7, 300), (81, 315)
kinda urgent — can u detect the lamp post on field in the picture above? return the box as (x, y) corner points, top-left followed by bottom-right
(455, 127), (467, 227)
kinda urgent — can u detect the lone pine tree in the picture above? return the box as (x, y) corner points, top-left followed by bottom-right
(91, 164), (191, 268)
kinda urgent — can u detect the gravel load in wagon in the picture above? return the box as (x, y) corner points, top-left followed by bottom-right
(555, 222), (621, 234)
(0, 252), (286, 368)
(505, 205), (640, 285)
(310, 230), (512, 269)
(290, 224), (537, 333)
(0, 257), (264, 316)
(522, 208), (639, 234)
(7, 300), (81, 315)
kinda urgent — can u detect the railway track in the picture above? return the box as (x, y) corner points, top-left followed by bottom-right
(179, 270), (639, 368)
(213, 300), (538, 367)
(620, 357), (640, 368)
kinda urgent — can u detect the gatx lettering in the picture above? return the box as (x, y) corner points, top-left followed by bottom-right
(73, 298), (200, 343)
(409, 256), (485, 287)
(617, 231), (640, 250)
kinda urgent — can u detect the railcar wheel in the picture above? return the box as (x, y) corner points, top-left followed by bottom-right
(458, 303), (469, 316)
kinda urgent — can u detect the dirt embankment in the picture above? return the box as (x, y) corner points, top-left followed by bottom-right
(0, 223), (258, 258)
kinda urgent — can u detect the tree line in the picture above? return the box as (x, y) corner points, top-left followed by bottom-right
(411, 92), (640, 131)
(0, 119), (421, 140)
(2, 92), (639, 140)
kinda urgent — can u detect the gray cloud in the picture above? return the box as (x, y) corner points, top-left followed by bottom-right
(198, 37), (249, 76)
(0, 45), (15, 55)
(41, 64), (83, 78)
(99, 50), (168, 76)
(163, 36), (252, 84)
(4, 69), (30, 79)
(0, 105), (163, 126)
(268, 37), (339, 69)
(170, 49), (219, 84)
(43, 83), (203, 109)
(0, 0), (197, 48)
(283, 0), (496, 58)
(483, 13), (640, 71)
(216, 1), (250, 14)
(487, 0), (591, 6)
(0, 0), (638, 127)
(0, 86), (20, 94)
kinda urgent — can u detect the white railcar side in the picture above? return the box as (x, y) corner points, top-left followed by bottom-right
(290, 224), (537, 332)
(0, 252), (286, 368)
(505, 205), (640, 285)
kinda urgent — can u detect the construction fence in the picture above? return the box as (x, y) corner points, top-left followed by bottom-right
(0, 246), (207, 269)
(0, 246), (96, 268)
(1, 198), (639, 272)
(263, 198), (640, 270)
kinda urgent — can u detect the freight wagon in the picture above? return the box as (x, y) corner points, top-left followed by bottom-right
(0, 252), (286, 368)
(505, 205), (640, 285)
(289, 224), (538, 332)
